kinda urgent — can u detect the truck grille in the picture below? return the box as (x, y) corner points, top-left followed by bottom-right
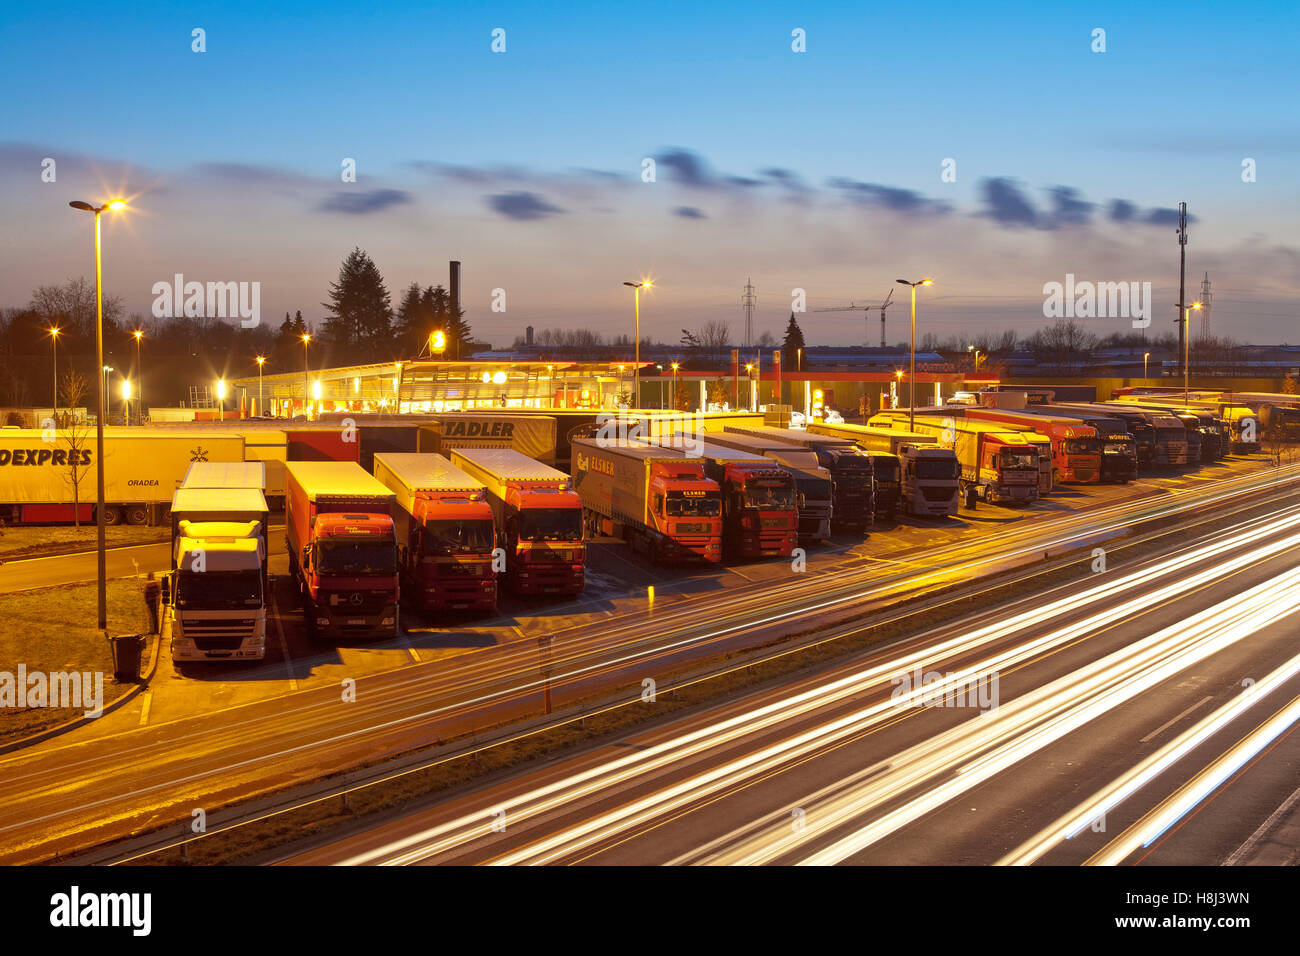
(921, 485), (954, 501)
(193, 635), (247, 651)
(326, 591), (388, 614)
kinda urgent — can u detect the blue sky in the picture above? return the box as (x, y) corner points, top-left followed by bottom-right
(2, 0), (1297, 345)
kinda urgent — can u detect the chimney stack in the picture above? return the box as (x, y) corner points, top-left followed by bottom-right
(526, 325), (534, 346)
(449, 260), (461, 319)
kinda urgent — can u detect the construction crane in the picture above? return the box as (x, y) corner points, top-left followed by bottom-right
(814, 288), (895, 347)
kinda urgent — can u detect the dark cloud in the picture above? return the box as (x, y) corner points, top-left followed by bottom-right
(724, 176), (764, 188)
(655, 148), (714, 188)
(978, 177), (1039, 227)
(828, 177), (951, 215)
(486, 190), (564, 221)
(1046, 186), (1094, 226)
(761, 167), (810, 190)
(318, 188), (412, 215)
(1109, 199), (1137, 222)
(673, 206), (707, 219)
(1144, 206), (1189, 226)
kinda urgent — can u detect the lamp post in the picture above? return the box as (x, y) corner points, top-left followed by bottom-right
(967, 345), (983, 373)
(670, 362), (680, 410)
(745, 363), (755, 412)
(132, 329), (144, 424)
(121, 378), (132, 425)
(431, 329), (446, 357)
(255, 355), (266, 417)
(47, 326), (60, 418)
(102, 367), (113, 421)
(216, 378), (227, 418)
(300, 333), (311, 417)
(1144, 351), (1150, 380)
(69, 197), (127, 632)
(896, 277), (934, 432)
(622, 280), (651, 408)
(1183, 302), (1202, 405)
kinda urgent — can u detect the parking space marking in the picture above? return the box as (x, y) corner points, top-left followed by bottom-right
(137, 691), (152, 726)
(270, 588), (298, 692)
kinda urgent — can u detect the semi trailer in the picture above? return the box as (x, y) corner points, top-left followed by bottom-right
(721, 425), (874, 532)
(285, 461), (399, 639)
(806, 421), (958, 518)
(373, 453), (498, 614)
(963, 409), (1102, 483)
(570, 437), (722, 563)
(448, 448), (585, 596)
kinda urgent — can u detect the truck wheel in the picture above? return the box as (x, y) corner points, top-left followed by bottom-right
(980, 483), (991, 504)
(125, 505), (149, 526)
(101, 506), (123, 526)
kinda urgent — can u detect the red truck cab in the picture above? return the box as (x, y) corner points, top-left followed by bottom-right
(647, 465), (722, 562)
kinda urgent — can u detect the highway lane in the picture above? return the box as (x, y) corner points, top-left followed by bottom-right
(275, 502), (1300, 865)
(2, 462), (1297, 864)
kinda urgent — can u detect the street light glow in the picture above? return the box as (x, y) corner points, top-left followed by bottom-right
(215, 379), (227, 400)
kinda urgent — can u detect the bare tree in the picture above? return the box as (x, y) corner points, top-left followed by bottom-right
(30, 278), (124, 339)
(60, 415), (92, 527)
(59, 368), (89, 422)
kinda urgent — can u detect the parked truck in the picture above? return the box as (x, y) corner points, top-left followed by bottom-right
(570, 437), (722, 563)
(871, 414), (1040, 506)
(285, 461), (400, 639)
(638, 438), (798, 559)
(807, 421), (958, 519)
(993, 404), (1138, 483)
(1048, 403), (1172, 468)
(1091, 405), (1191, 465)
(1109, 397), (1229, 461)
(166, 484), (269, 663)
(684, 430), (832, 541)
(448, 448), (585, 596)
(0, 427), (244, 526)
(964, 409), (1102, 483)
(721, 425), (873, 532)
(372, 453), (498, 614)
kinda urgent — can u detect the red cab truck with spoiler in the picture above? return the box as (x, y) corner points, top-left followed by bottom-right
(285, 461), (399, 639)
(964, 408), (1102, 484)
(643, 437), (798, 559)
(373, 453), (498, 614)
(448, 448), (585, 597)
(570, 436), (722, 564)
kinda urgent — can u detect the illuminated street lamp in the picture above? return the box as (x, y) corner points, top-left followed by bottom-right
(301, 333), (311, 417)
(69, 196), (127, 631)
(255, 355), (266, 417)
(47, 326), (60, 418)
(101, 366), (113, 414)
(896, 277), (934, 432)
(120, 378), (132, 424)
(431, 329), (446, 356)
(622, 279), (652, 408)
(1144, 351), (1151, 380)
(132, 329), (144, 424)
(1183, 302), (1202, 405)
(967, 345), (984, 373)
(216, 378), (227, 418)
(671, 362), (680, 409)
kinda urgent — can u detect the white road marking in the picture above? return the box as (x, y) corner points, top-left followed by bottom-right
(1139, 695), (1214, 743)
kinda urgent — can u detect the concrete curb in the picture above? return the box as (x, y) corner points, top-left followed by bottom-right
(0, 624), (162, 757)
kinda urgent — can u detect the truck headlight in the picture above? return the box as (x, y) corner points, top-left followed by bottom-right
(317, 617), (330, 626)
(381, 617), (394, 625)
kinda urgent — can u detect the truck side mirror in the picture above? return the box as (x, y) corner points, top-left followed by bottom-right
(301, 544), (311, 568)
(797, 492), (806, 509)
(160, 572), (172, 606)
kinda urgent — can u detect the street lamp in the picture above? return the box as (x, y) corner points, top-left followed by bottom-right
(255, 355), (266, 417)
(745, 363), (755, 412)
(47, 326), (60, 418)
(1144, 351), (1151, 380)
(431, 329), (446, 356)
(102, 366), (113, 417)
(132, 329), (144, 424)
(1183, 302), (1202, 405)
(967, 345), (984, 372)
(71, 195), (127, 631)
(216, 378), (227, 418)
(120, 378), (132, 424)
(896, 277), (934, 432)
(670, 362), (680, 409)
(301, 333), (311, 417)
(622, 280), (652, 408)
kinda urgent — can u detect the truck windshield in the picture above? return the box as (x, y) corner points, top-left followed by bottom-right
(795, 476), (832, 500)
(915, 458), (956, 480)
(318, 539), (397, 576)
(1104, 440), (1134, 455)
(666, 494), (721, 516)
(1064, 438), (1101, 455)
(176, 569), (261, 609)
(871, 460), (899, 482)
(1000, 451), (1038, 470)
(519, 509), (583, 542)
(744, 483), (796, 511)
(423, 519), (494, 555)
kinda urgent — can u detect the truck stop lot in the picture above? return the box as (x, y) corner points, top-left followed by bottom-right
(3, 453), (1275, 737)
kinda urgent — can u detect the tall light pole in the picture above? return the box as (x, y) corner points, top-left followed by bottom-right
(47, 326), (61, 418)
(121, 378), (132, 425)
(622, 280), (651, 408)
(1184, 302), (1202, 405)
(1144, 351), (1150, 380)
(69, 197), (127, 632)
(255, 356), (266, 416)
(216, 378), (227, 419)
(102, 366), (113, 418)
(896, 277), (933, 432)
(132, 329), (144, 424)
(300, 333), (311, 417)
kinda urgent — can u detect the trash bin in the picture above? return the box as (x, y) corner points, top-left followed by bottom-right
(109, 633), (145, 683)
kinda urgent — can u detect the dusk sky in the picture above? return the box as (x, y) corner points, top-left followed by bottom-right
(2, 0), (1297, 347)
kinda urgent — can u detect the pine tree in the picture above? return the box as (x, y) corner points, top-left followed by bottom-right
(395, 283), (424, 357)
(321, 248), (393, 362)
(781, 312), (806, 370)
